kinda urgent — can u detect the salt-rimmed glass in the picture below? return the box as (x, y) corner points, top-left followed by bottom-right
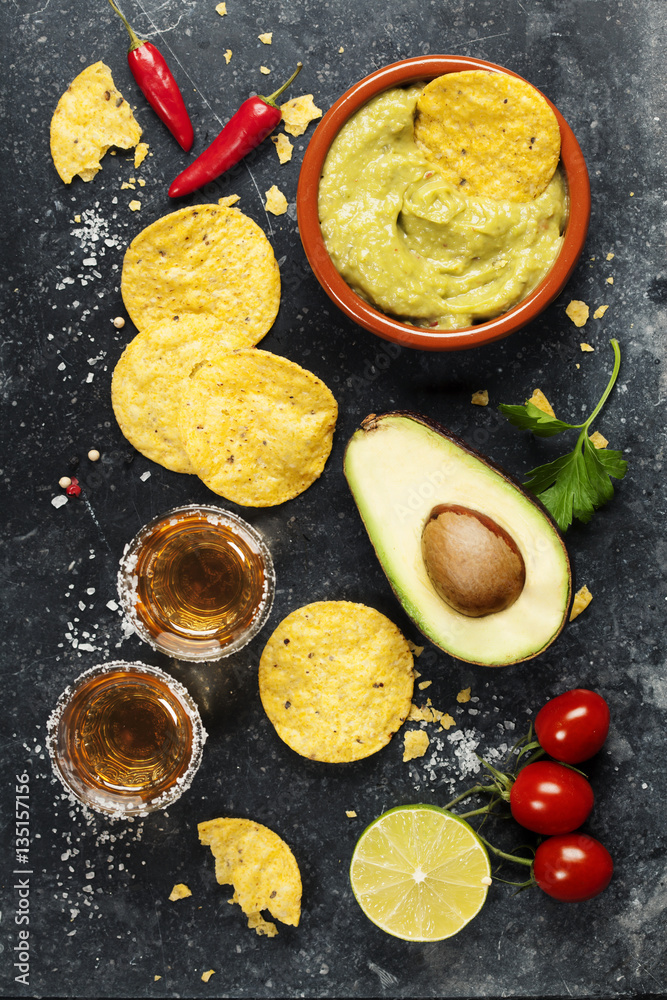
(117, 505), (275, 661)
(46, 660), (206, 817)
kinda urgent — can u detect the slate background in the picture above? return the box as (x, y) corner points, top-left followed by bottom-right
(1, 0), (666, 997)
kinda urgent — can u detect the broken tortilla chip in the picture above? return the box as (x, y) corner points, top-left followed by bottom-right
(280, 94), (322, 136)
(403, 730), (430, 761)
(265, 184), (288, 215)
(50, 61), (142, 183)
(272, 133), (294, 164)
(198, 818), (301, 937)
(528, 388), (556, 417)
(570, 585), (593, 621)
(566, 300), (589, 327)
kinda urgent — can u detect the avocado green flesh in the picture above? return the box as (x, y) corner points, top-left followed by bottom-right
(344, 414), (571, 666)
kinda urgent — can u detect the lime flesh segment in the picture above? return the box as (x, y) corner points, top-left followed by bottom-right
(349, 804), (491, 941)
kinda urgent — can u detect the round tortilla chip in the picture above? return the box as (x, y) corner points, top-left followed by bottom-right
(121, 204), (280, 346)
(111, 315), (232, 474)
(50, 61), (142, 184)
(258, 601), (414, 763)
(179, 349), (338, 506)
(414, 70), (561, 202)
(198, 817), (301, 936)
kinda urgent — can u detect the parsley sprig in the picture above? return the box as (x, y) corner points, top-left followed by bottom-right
(499, 339), (627, 531)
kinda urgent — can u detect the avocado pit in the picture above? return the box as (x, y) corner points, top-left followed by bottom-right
(421, 504), (526, 617)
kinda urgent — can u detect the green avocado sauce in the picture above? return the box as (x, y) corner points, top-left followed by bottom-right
(318, 84), (569, 330)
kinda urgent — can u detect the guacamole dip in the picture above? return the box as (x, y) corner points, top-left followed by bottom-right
(318, 85), (569, 330)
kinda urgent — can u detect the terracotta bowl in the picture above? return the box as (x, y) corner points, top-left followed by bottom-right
(296, 55), (590, 351)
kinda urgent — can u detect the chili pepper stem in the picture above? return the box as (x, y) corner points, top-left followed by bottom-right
(107, 0), (146, 50)
(262, 63), (303, 107)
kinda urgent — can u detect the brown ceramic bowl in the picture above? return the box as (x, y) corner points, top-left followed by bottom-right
(296, 55), (590, 351)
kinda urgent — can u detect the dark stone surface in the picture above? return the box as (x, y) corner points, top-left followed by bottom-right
(1, 1), (666, 997)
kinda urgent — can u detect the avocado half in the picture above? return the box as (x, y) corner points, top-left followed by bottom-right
(344, 412), (572, 667)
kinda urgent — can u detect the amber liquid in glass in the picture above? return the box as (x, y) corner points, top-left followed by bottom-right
(133, 514), (267, 646)
(57, 668), (195, 804)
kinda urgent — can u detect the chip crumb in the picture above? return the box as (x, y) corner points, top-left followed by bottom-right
(280, 94), (322, 136)
(134, 141), (149, 168)
(408, 703), (433, 723)
(471, 389), (489, 406)
(258, 32), (272, 43)
(528, 388), (555, 417)
(264, 184), (288, 215)
(606, 252), (615, 261)
(128, 199), (141, 211)
(169, 883), (192, 901)
(407, 639), (424, 656)
(566, 299), (589, 327)
(271, 132), (293, 164)
(215, 2), (227, 14)
(403, 730), (430, 762)
(74, 214), (81, 223)
(339, 46), (344, 53)
(201, 970), (215, 983)
(418, 680), (432, 690)
(154, 976), (161, 981)
(580, 342), (594, 352)
(589, 430), (609, 449)
(457, 686), (471, 703)
(440, 713), (456, 730)
(570, 585), (593, 621)
(260, 66), (271, 75)
(218, 194), (240, 207)
(606, 276), (614, 284)
(138, 177), (146, 186)
(120, 181), (136, 190)
(593, 305), (609, 319)
(224, 49), (232, 64)
(346, 810), (357, 818)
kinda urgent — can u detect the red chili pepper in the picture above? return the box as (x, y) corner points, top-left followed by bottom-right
(66, 477), (82, 497)
(107, 0), (194, 152)
(169, 63), (302, 198)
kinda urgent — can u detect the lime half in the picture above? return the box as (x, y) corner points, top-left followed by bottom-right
(349, 804), (491, 941)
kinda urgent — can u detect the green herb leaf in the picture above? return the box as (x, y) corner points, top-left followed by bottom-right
(499, 340), (628, 531)
(498, 401), (575, 437)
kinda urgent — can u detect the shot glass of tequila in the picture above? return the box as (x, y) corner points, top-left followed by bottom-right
(118, 505), (275, 661)
(46, 660), (206, 816)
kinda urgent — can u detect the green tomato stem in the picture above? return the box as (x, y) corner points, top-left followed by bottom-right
(478, 834), (533, 868)
(442, 784), (498, 810)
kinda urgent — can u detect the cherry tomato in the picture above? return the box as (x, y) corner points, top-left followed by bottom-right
(535, 689), (610, 764)
(533, 833), (613, 901)
(510, 761), (594, 835)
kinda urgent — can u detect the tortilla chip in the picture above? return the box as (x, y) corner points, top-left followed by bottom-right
(179, 349), (338, 506)
(216, 2), (227, 14)
(265, 184), (288, 215)
(580, 342), (594, 352)
(169, 883), (192, 901)
(224, 49), (232, 64)
(280, 94), (322, 136)
(570, 585), (593, 621)
(471, 390), (489, 406)
(260, 66), (271, 75)
(111, 315), (233, 474)
(415, 70), (561, 202)
(589, 430), (608, 449)
(457, 687), (471, 703)
(201, 971), (215, 983)
(272, 133), (294, 164)
(121, 204), (280, 345)
(528, 388), (556, 417)
(258, 32), (272, 43)
(403, 730), (429, 761)
(259, 601), (414, 763)
(50, 61), (142, 184)
(440, 713), (456, 730)
(566, 300), (589, 327)
(198, 818), (301, 936)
